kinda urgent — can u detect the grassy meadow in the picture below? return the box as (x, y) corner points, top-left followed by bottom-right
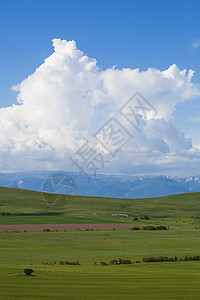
(0, 187), (200, 299)
(0, 187), (200, 227)
(1, 230), (200, 299)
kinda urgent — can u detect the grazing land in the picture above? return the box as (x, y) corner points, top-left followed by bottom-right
(1, 229), (200, 299)
(0, 187), (200, 299)
(0, 187), (200, 227)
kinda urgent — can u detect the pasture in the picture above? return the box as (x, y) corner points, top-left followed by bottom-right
(0, 187), (200, 299)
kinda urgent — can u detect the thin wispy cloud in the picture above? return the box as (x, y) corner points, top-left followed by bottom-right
(191, 40), (200, 49)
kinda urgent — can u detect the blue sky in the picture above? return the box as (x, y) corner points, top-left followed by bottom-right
(0, 0), (200, 175)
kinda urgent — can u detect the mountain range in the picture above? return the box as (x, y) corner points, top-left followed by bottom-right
(0, 171), (200, 198)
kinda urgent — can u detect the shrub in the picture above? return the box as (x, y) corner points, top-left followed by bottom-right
(65, 260), (80, 265)
(109, 259), (119, 265)
(109, 258), (132, 265)
(142, 256), (175, 263)
(24, 268), (34, 276)
(130, 226), (140, 230)
(100, 262), (108, 266)
(43, 229), (50, 232)
(121, 259), (132, 264)
(143, 225), (168, 230)
(143, 226), (156, 230)
(180, 255), (200, 261)
(156, 225), (168, 230)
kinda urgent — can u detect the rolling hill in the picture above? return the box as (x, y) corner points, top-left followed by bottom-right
(0, 186), (200, 226)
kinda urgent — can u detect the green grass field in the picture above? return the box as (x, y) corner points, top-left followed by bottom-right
(0, 187), (200, 226)
(1, 187), (200, 299)
(1, 229), (200, 299)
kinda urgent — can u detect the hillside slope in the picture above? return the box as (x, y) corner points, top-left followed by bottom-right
(0, 187), (200, 225)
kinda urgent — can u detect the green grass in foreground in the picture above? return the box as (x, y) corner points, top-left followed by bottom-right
(1, 187), (200, 298)
(1, 229), (200, 299)
(1, 263), (200, 300)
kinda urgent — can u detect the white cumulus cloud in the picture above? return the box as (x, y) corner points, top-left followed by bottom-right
(0, 38), (200, 175)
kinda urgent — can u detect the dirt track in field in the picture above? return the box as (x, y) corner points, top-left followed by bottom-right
(0, 224), (133, 232)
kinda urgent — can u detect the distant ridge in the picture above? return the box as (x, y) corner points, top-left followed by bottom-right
(0, 171), (200, 198)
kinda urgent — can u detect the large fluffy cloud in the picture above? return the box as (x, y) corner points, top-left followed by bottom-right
(0, 38), (200, 175)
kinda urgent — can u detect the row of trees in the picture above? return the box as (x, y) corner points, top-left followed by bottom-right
(0, 212), (10, 216)
(42, 260), (80, 265)
(143, 256), (176, 262)
(98, 259), (132, 266)
(59, 260), (80, 265)
(143, 255), (200, 262)
(24, 255), (200, 274)
(130, 225), (168, 230)
(98, 255), (200, 266)
(109, 258), (132, 265)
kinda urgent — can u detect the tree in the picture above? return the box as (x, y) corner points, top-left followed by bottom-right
(24, 268), (34, 276)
